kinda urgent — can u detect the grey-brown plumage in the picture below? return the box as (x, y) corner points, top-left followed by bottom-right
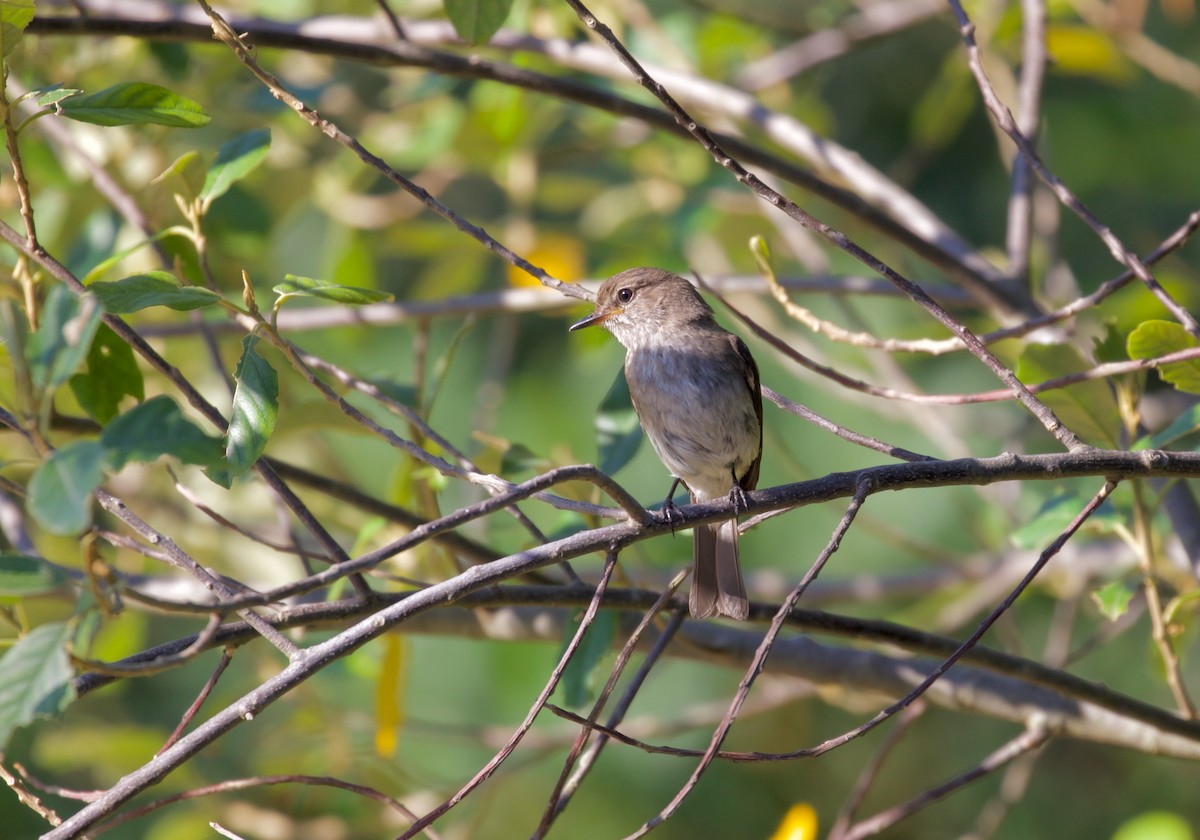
(570, 268), (763, 620)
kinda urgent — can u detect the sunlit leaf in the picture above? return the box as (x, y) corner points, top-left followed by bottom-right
(274, 274), (393, 307)
(768, 803), (819, 840)
(34, 87), (81, 108)
(1091, 580), (1135, 622)
(1112, 810), (1194, 840)
(27, 441), (106, 535)
(1046, 25), (1136, 83)
(0, 622), (76, 751)
(0, 0), (35, 59)
(506, 233), (584, 287)
(374, 635), (407, 758)
(88, 271), (222, 313)
(58, 82), (211, 127)
(1127, 320), (1200, 394)
(201, 129), (271, 206)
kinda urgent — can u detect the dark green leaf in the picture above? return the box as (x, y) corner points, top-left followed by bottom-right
(69, 324), (145, 424)
(1016, 344), (1120, 447)
(26, 285), (104, 390)
(499, 441), (549, 476)
(1127, 320), (1200, 394)
(1091, 320), (1127, 365)
(1, 0), (35, 59)
(201, 129), (271, 205)
(0, 555), (69, 599)
(557, 611), (616, 708)
(1091, 580), (1134, 622)
(444, 0), (515, 44)
(28, 441), (106, 535)
(275, 275), (393, 306)
(596, 370), (643, 476)
(88, 271), (221, 313)
(58, 82), (210, 128)
(225, 335), (278, 476)
(101, 395), (225, 470)
(0, 621), (77, 750)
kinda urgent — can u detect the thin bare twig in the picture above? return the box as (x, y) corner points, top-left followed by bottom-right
(535, 581), (689, 836)
(626, 481), (872, 837)
(947, 0), (1200, 338)
(563, 0), (1085, 451)
(1005, 0), (1048, 285)
(397, 551), (620, 839)
(839, 724), (1052, 839)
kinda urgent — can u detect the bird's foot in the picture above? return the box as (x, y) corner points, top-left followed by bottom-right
(658, 497), (684, 535)
(728, 484), (751, 516)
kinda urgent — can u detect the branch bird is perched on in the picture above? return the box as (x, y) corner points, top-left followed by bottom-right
(571, 268), (763, 620)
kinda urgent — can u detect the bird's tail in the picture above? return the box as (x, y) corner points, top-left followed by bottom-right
(690, 519), (749, 620)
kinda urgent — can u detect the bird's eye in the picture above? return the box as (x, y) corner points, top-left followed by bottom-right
(616, 287), (634, 304)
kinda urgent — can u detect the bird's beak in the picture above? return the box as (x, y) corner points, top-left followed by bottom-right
(569, 307), (617, 331)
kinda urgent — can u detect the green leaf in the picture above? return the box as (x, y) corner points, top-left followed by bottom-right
(1090, 580), (1135, 622)
(0, 0), (36, 59)
(200, 129), (271, 205)
(88, 271), (222, 314)
(225, 335), (278, 476)
(444, 0), (515, 44)
(26, 285), (105, 390)
(1016, 344), (1120, 446)
(101, 395), (225, 470)
(1091, 319), (1127, 365)
(58, 82), (210, 128)
(274, 275), (393, 307)
(1135, 403), (1200, 451)
(1127, 320), (1200, 394)
(69, 324), (145, 424)
(0, 622), (77, 751)
(557, 611), (616, 708)
(1010, 490), (1122, 550)
(35, 86), (82, 108)
(1112, 811), (1194, 840)
(596, 370), (643, 476)
(28, 441), (106, 535)
(499, 441), (550, 476)
(0, 555), (69, 599)
(150, 151), (207, 204)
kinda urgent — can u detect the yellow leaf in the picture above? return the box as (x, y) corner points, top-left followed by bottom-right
(768, 803), (819, 840)
(508, 233), (585, 287)
(374, 635), (407, 757)
(1046, 26), (1137, 82)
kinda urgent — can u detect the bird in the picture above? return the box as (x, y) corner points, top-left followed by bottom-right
(570, 267), (763, 620)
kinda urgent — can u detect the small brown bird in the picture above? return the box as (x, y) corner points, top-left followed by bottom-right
(570, 268), (763, 620)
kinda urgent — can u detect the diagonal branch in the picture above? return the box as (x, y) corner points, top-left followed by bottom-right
(561, 0), (1087, 451)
